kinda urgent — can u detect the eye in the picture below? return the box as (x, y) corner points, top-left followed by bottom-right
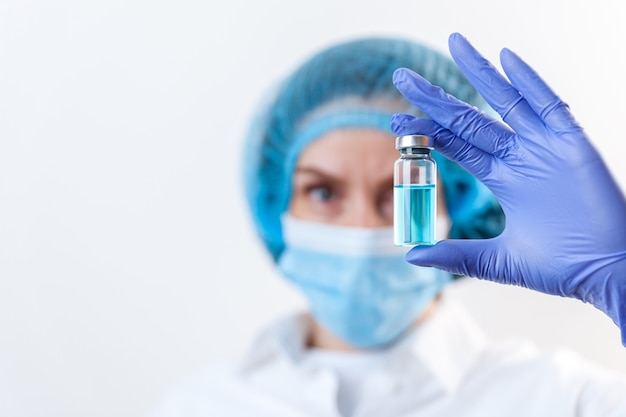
(308, 185), (336, 203)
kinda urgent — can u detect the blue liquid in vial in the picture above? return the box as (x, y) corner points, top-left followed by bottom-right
(394, 184), (436, 246)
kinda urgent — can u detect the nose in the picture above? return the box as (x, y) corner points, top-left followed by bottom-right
(341, 194), (389, 228)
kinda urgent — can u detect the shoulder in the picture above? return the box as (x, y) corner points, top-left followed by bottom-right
(468, 339), (626, 414)
(429, 298), (626, 414)
(146, 312), (309, 417)
(477, 338), (623, 382)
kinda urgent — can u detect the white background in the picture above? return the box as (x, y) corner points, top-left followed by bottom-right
(1, 1), (625, 416)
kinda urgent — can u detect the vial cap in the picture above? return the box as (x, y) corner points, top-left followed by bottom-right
(395, 135), (432, 150)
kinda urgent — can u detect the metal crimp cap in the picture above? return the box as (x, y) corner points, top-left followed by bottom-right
(395, 134), (432, 150)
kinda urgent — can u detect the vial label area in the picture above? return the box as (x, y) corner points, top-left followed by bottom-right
(393, 184), (436, 246)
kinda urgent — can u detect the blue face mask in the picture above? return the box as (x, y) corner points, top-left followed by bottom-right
(278, 214), (452, 349)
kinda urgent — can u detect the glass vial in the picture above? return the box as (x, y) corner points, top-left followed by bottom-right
(393, 135), (437, 246)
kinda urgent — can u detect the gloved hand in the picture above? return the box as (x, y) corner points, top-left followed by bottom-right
(391, 33), (626, 345)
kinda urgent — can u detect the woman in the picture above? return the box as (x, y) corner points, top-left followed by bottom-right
(150, 37), (626, 417)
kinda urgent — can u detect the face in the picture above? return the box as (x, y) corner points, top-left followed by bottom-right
(290, 128), (449, 228)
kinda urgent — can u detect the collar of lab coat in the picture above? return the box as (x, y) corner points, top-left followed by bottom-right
(237, 295), (489, 396)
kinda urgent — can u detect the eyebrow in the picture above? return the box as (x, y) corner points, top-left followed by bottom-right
(295, 166), (394, 190)
(294, 166), (345, 183)
(295, 166), (334, 176)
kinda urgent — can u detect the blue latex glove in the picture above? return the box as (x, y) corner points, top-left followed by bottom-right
(391, 33), (626, 345)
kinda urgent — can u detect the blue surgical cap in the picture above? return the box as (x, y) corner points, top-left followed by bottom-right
(243, 37), (505, 261)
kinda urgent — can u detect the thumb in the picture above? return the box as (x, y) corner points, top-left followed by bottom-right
(406, 239), (498, 279)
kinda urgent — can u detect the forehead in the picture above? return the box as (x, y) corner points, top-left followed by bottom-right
(296, 128), (397, 174)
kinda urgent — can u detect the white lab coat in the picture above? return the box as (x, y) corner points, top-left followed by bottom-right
(149, 297), (626, 417)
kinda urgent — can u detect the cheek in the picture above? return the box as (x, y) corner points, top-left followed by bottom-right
(435, 183), (450, 239)
(378, 189), (394, 223)
(289, 190), (306, 216)
(436, 179), (447, 216)
(289, 189), (318, 218)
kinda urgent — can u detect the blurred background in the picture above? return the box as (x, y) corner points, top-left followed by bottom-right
(1, 0), (625, 416)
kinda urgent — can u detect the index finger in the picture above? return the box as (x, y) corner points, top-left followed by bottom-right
(392, 68), (515, 158)
(447, 33), (542, 138)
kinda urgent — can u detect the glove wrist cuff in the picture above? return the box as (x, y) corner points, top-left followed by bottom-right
(585, 257), (626, 347)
